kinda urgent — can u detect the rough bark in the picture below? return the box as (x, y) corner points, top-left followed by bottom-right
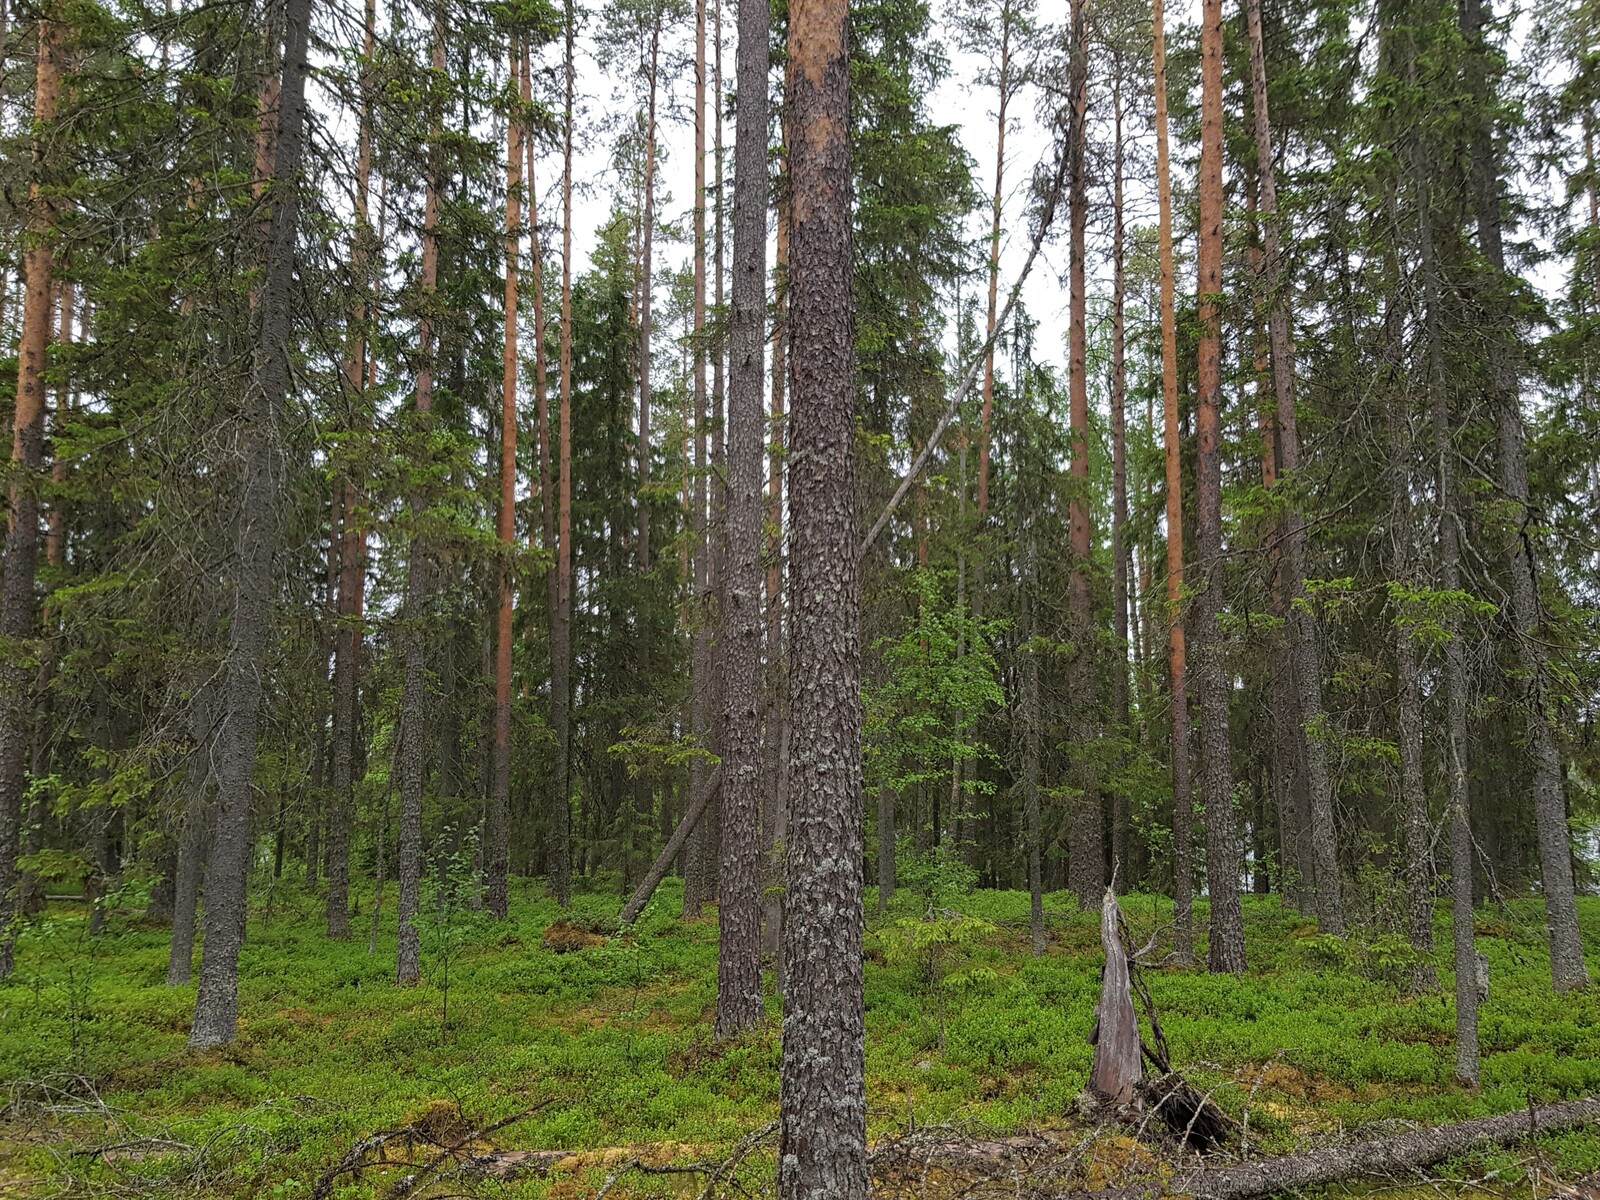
(762, 130), (789, 977)
(1194, 0), (1245, 975)
(0, 12), (61, 980)
(715, 0), (769, 1038)
(1024, 528), (1044, 957)
(1065, 0), (1101, 909)
(188, 0), (312, 1047)
(638, 25), (660, 572)
(877, 785), (895, 913)
(395, 9), (446, 985)
(487, 38), (524, 922)
(1152, 0), (1193, 965)
(779, 0), (867, 1191)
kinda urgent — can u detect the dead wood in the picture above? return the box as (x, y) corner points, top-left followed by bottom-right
(1089, 888), (1142, 1107)
(619, 763), (723, 925)
(1067, 1094), (1600, 1200)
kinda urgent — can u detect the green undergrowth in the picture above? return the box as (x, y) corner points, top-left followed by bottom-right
(1, 882), (1597, 1197)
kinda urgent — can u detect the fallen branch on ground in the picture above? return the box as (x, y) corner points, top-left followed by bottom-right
(1066, 1094), (1600, 1200)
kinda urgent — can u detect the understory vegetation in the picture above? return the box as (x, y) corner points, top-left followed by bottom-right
(3, 884), (1597, 1198)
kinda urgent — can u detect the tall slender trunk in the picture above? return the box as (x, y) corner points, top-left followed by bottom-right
(486, 39), (525, 921)
(1024, 525), (1045, 955)
(685, 0), (713, 918)
(548, 4), (577, 906)
(1244, 0), (1341, 934)
(1065, 0), (1101, 909)
(522, 43), (558, 893)
(762, 121), (790, 974)
(0, 12), (61, 979)
(639, 28), (660, 571)
(1109, 66), (1130, 884)
(1418, 181), (1479, 1078)
(325, 0), (375, 941)
(189, 0), (312, 1046)
(395, 9), (446, 983)
(1381, 238), (1436, 986)
(976, 9), (1011, 519)
(779, 0), (865, 1190)
(1194, 0), (1245, 975)
(716, 0), (770, 1037)
(1152, 0), (1193, 965)
(1460, 0), (1587, 990)
(703, 0), (728, 908)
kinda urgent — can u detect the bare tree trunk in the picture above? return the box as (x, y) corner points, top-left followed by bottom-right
(620, 765), (723, 925)
(1461, 0), (1586, 991)
(684, 0), (713, 919)
(762, 110), (789, 977)
(1065, 0), (1101, 909)
(1194, 0), (1245, 975)
(189, 0), (312, 1046)
(715, 0), (769, 1038)
(1244, 0), (1341, 935)
(639, 26), (660, 573)
(975, 8), (1011, 520)
(1024, 527), (1044, 956)
(778, 0), (866, 1191)
(1153, 0), (1193, 965)
(548, 3), (577, 907)
(1109, 66), (1130, 883)
(395, 9), (446, 984)
(0, 12), (61, 979)
(487, 38), (525, 922)
(877, 785), (895, 913)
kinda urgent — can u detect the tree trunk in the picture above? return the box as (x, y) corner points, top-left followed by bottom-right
(1244, 0), (1341, 935)
(684, 0), (713, 919)
(0, 12), (61, 979)
(1194, 0), (1245, 975)
(1152, 0), (1193, 966)
(487, 37), (525, 922)
(1088, 889), (1141, 1105)
(548, 2), (577, 907)
(779, 0), (867, 1192)
(1417, 170), (1480, 1080)
(1024, 528), (1045, 956)
(715, 0), (769, 1038)
(1109, 67), (1130, 883)
(975, 11), (1011, 520)
(1065, 0), (1101, 910)
(620, 765), (723, 925)
(762, 104), (789, 979)
(189, 0), (312, 1047)
(1461, 0), (1587, 990)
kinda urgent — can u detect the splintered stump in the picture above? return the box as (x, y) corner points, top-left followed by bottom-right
(1088, 888), (1142, 1108)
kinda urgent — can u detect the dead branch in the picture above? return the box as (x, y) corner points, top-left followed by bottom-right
(1061, 1094), (1600, 1200)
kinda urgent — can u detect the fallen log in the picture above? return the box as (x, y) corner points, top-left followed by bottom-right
(1073, 1094), (1600, 1200)
(618, 764), (723, 925)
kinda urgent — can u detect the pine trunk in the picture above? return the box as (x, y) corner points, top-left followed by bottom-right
(778, 0), (867, 1190)
(1152, 0), (1193, 964)
(0, 12), (61, 979)
(715, 0), (769, 1038)
(1065, 0), (1101, 909)
(1194, 0), (1246, 975)
(487, 38), (525, 921)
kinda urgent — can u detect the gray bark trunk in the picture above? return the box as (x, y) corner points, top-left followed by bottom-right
(778, 0), (867, 1191)
(188, 0), (312, 1047)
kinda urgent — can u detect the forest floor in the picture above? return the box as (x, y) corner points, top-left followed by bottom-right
(1, 879), (1598, 1199)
